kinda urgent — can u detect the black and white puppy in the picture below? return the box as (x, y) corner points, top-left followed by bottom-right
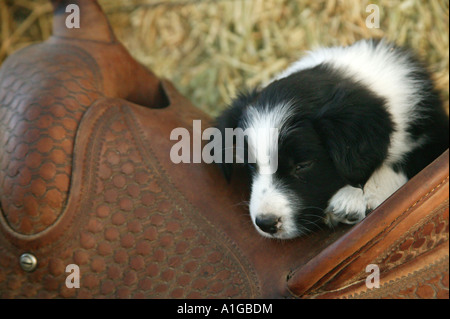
(215, 39), (449, 239)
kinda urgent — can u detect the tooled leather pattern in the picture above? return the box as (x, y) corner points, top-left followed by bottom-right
(0, 43), (103, 235)
(376, 206), (449, 271)
(348, 204), (449, 299)
(0, 101), (260, 298)
(306, 198), (449, 299)
(351, 255), (449, 299)
(298, 174), (449, 299)
(340, 202), (449, 290)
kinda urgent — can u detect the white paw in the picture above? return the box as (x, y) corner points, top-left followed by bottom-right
(363, 165), (408, 210)
(325, 185), (367, 227)
(324, 165), (408, 227)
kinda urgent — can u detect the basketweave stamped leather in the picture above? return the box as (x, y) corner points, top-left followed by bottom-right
(0, 96), (260, 298)
(0, 0), (448, 299)
(0, 42), (103, 236)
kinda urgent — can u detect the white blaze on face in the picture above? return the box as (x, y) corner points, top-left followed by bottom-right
(243, 103), (299, 238)
(244, 107), (280, 176)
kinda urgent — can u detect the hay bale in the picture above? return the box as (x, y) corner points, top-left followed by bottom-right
(1, 0), (448, 116)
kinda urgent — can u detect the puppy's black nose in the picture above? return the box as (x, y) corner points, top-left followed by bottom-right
(255, 215), (280, 234)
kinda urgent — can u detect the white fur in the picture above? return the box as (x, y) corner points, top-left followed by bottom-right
(249, 174), (298, 238)
(363, 164), (408, 210)
(243, 103), (292, 175)
(325, 185), (367, 225)
(325, 165), (408, 225)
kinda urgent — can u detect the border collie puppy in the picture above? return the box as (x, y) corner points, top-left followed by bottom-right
(215, 39), (449, 239)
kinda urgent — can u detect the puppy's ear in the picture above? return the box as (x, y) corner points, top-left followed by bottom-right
(314, 87), (393, 188)
(214, 89), (259, 181)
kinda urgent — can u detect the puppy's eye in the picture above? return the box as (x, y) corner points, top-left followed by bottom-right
(294, 161), (313, 174)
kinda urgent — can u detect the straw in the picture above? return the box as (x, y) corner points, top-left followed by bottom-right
(0, 0), (448, 117)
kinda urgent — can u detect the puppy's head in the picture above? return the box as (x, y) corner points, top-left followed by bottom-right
(216, 71), (391, 239)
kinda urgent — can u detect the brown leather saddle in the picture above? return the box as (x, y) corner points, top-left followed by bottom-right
(0, 0), (448, 298)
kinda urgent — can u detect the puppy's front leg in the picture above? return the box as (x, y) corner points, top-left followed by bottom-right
(363, 164), (408, 212)
(325, 164), (408, 227)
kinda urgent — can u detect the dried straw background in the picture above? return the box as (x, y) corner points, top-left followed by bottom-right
(0, 0), (448, 117)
